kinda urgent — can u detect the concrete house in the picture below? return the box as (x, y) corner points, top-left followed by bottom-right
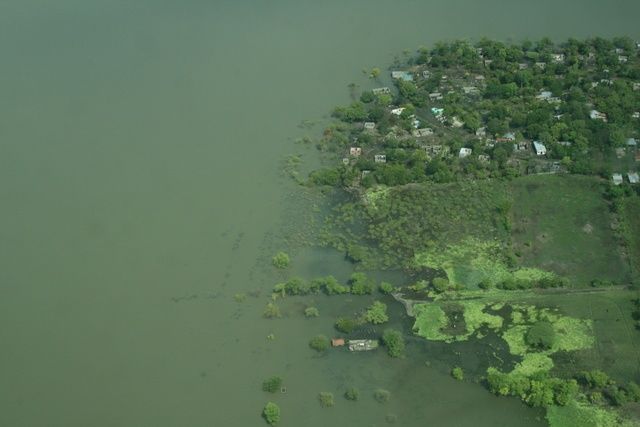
(533, 141), (547, 156)
(590, 110), (608, 122)
(551, 53), (565, 63)
(350, 147), (362, 157)
(459, 147), (472, 158)
(628, 172), (639, 184)
(363, 122), (376, 130)
(391, 71), (413, 81)
(627, 138), (638, 147)
(612, 173), (624, 186)
(390, 107), (405, 116)
(374, 154), (387, 164)
(412, 128), (434, 137)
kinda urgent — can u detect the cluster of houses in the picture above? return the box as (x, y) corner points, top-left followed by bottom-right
(612, 172), (639, 185)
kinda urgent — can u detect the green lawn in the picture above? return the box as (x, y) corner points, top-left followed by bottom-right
(510, 175), (630, 286)
(623, 196), (640, 282)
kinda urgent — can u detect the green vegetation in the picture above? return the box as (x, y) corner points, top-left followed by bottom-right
(272, 251), (290, 269)
(525, 321), (556, 350)
(309, 335), (330, 352)
(344, 387), (360, 401)
(318, 392), (335, 407)
(381, 328), (405, 357)
(349, 272), (374, 295)
(263, 302), (282, 319)
(364, 301), (389, 324)
(451, 367), (464, 380)
(335, 317), (359, 334)
(262, 376), (283, 393)
(379, 281), (395, 294)
(304, 306), (320, 318)
(262, 402), (280, 425)
(373, 388), (391, 403)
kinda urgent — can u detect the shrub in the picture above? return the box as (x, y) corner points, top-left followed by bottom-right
(318, 392), (335, 407)
(365, 301), (389, 324)
(349, 272), (374, 295)
(525, 321), (556, 350)
(580, 370), (611, 389)
(263, 402), (280, 425)
(382, 329), (405, 357)
(272, 252), (290, 269)
(304, 307), (320, 318)
(309, 335), (330, 352)
(432, 277), (450, 293)
(379, 282), (394, 294)
(451, 367), (464, 380)
(262, 376), (283, 393)
(335, 317), (358, 334)
(263, 302), (281, 319)
(344, 387), (360, 401)
(374, 388), (391, 403)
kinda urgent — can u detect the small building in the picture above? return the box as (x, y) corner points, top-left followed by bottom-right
(483, 59), (493, 67)
(422, 70), (431, 79)
(332, 338), (345, 347)
(627, 138), (638, 147)
(590, 110), (607, 122)
(391, 70), (414, 81)
(632, 112), (640, 119)
(514, 141), (529, 151)
(612, 173), (624, 186)
(615, 48), (625, 54)
(412, 119), (421, 129)
(462, 86), (480, 95)
(634, 82), (640, 91)
(476, 127), (486, 138)
(558, 141), (572, 146)
(424, 145), (448, 158)
(348, 339), (379, 352)
(350, 147), (362, 157)
(478, 154), (490, 163)
(412, 128), (434, 137)
(451, 116), (464, 128)
(363, 122), (376, 130)
(502, 132), (516, 142)
(372, 87), (391, 95)
(361, 170), (371, 179)
(619, 55), (628, 63)
(533, 141), (547, 156)
(551, 53), (565, 63)
(535, 62), (547, 69)
(390, 107), (405, 116)
(342, 158), (350, 165)
(628, 172), (639, 184)
(536, 90), (553, 100)
(474, 74), (485, 81)
(374, 154), (387, 164)
(518, 63), (528, 70)
(429, 92), (443, 100)
(431, 107), (444, 117)
(459, 147), (472, 158)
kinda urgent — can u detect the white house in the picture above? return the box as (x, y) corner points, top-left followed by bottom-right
(390, 107), (405, 116)
(627, 138), (638, 147)
(590, 110), (607, 121)
(364, 122), (376, 130)
(533, 141), (547, 156)
(551, 53), (565, 63)
(612, 173), (623, 186)
(374, 154), (387, 164)
(459, 148), (472, 158)
(372, 87), (391, 95)
(350, 147), (362, 157)
(628, 172), (639, 184)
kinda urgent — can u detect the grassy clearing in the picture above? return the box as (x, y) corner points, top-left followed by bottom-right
(622, 196), (640, 281)
(510, 175), (630, 286)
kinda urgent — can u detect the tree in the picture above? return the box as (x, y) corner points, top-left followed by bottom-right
(318, 392), (335, 407)
(432, 277), (450, 293)
(525, 321), (556, 350)
(262, 376), (283, 393)
(379, 282), (394, 294)
(382, 329), (405, 357)
(309, 335), (330, 352)
(581, 370), (611, 389)
(344, 387), (360, 401)
(304, 307), (320, 318)
(451, 367), (464, 380)
(335, 317), (358, 334)
(263, 302), (281, 319)
(263, 402), (280, 425)
(272, 252), (290, 269)
(349, 272), (374, 295)
(374, 388), (391, 403)
(370, 67), (381, 79)
(365, 301), (389, 324)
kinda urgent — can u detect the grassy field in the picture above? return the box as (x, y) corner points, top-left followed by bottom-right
(510, 175), (631, 286)
(623, 196), (640, 282)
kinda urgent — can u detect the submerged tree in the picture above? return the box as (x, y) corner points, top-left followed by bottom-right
(365, 301), (389, 324)
(262, 402), (280, 425)
(272, 252), (291, 269)
(382, 329), (405, 357)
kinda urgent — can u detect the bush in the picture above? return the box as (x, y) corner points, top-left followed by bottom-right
(304, 307), (320, 318)
(272, 252), (290, 269)
(309, 335), (330, 352)
(318, 392), (335, 407)
(382, 329), (405, 357)
(263, 402), (280, 425)
(365, 301), (389, 324)
(525, 321), (556, 350)
(580, 370), (610, 389)
(263, 302), (282, 319)
(349, 272), (374, 295)
(432, 277), (450, 293)
(262, 376), (283, 393)
(344, 387), (360, 401)
(451, 367), (464, 380)
(379, 282), (394, 294)
(374, 388), (391, 403)
(335, 317), (358, 334)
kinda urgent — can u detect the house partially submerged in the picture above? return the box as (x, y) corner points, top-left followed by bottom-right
(429, 92), (443, 100)
(348, 339), (379, 352)
(551, 53), (565, 63)
(391, 71), (413, 81)
(613, 173), (624, 186)
(372, 87), (391, 95)
(363, 122), (376, 130)
(533, 141), (547, 156)
(332, 338), (345, 347)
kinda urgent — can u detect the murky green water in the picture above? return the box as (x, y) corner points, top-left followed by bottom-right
(1, 1), (639, 426)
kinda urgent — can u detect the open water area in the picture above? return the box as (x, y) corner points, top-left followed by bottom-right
(2, 1), (640, 425)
